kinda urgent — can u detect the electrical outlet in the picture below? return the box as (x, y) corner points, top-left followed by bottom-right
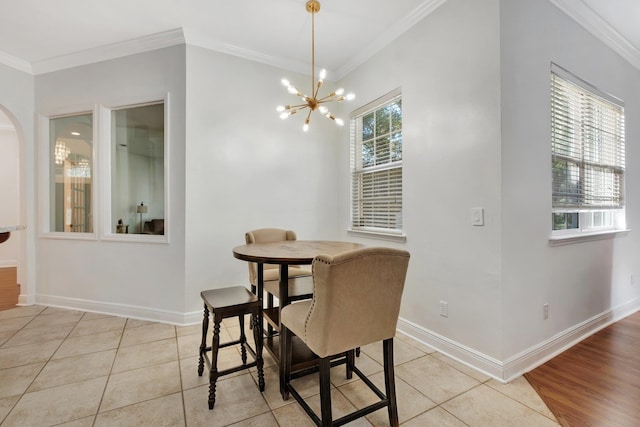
(439, 301), (448, 318)
(543, 303), (549, 320)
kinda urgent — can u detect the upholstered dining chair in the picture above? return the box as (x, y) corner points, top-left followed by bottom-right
(245, 228), (313, 314)
(280, 247), (410, 427)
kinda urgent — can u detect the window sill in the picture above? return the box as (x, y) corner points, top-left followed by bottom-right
(549, 229), (630, 246)
(347, 229), (406, 243)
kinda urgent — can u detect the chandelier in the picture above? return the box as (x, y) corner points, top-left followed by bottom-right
(54, 140), (70, 165)
(277, 0), (355, 132)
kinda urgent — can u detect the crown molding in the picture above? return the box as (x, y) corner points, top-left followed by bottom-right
(0, 50), (32, 74)
(550, 0), (640, 71)
(183, 29), (315, 77)
(31, 28), (186, 75)
(334, 0), (448, 80)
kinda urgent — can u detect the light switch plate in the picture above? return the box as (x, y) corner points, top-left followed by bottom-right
(471, 207), (484, 226)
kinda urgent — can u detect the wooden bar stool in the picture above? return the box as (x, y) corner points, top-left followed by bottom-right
(198, 286), (265, 409)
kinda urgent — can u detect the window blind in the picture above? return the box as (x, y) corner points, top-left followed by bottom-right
(351, 91), (403, 232)
(551, 67), (625, 210)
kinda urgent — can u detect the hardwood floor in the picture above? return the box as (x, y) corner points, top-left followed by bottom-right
(525, 311), (640, 427)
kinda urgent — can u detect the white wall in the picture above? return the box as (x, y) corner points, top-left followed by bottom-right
(335, 0), (640, 379)
(0, 62), (34, 296)
(0, 124), (20, 264)
(183, 46), (342, 316)
(34, 46), (187, 320)
(336, 0), (504, 360)
(500, 0), (640, 364)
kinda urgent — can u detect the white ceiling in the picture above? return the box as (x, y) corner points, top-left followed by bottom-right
(0, 0), (639, 79)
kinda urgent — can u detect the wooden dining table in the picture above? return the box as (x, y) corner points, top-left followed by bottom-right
(232, 240), (365, 395)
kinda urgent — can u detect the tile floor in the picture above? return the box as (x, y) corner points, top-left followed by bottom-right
(0, 305), (560, 426)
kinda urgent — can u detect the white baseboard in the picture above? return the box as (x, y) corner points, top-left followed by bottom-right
(0, 260), (17, 268)
(397, 296), (640, 383)
(397, 318), (505, 381)
(21, 293), (640, 372)
(35, 294), (201, 326)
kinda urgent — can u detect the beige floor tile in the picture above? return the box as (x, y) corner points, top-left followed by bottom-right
(81, 311), (119, 321)
(2, 322), (74, 347)
(177, 331), (206, 360)
(111, 338), (178, 374)
(361, 339), (425, 367)
(338, 372), (436, 425)
(0, 330), (14, 346)
(180, 356), (211, 391)
(1, 377), (107, 427)
(271, 399), (316, 427)
(0, 395), (20, 423)
(24, 310), (84, 329)
(125, 318), (156, 329)
(0, 362), (45, 398)
(329, 352), (383, 387)
(69, 316), (126, 337)
(55, 415), (96, 426)
(177, 323), (201, 337)
(41, 306), (80, 315)
(29, 349), (116, 392)
(183, 374), (271, 426)
(443, 384), (561, 427)
(486, 376), (557, 420)
(52, 329), (122, 360)
(396, 332), (437, 354)
(100, 360), (181, 412)
(0, 305), (46, 320)
(251, 364), (293, 410)
(182, 346), (253, 392)
(304, 388), (373, 426)
(120, 322), (176, 347)
(395, 355), (480, 404)
(402, 407), (467, 426)
(432, 352), (492, 382)
(0, 316), (34, 333)
(95, 392), (185, 427)
(0, 339), (62, 369)
(227, 411), (280, 426)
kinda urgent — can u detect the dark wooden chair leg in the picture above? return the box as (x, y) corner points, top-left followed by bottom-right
(383, 338), (399, 427)
(319, 357), (333, 427)
(346, 349), (355, 379)
(281, 326), (292, 400)
(252, 310), (265, 391)
(208, 313), (222, 409)
(198, 304), (209, 376)
(238, 314), (248, 365)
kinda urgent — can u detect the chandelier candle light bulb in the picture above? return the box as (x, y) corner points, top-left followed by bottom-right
(276, 0), (355, 132)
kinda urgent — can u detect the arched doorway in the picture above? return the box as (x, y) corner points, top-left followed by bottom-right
(0, 107), (21, 309)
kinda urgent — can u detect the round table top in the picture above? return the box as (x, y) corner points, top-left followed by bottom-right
(232, 240), (365, 264)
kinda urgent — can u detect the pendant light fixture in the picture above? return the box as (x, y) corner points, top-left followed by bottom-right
(277, 0), (355, 132)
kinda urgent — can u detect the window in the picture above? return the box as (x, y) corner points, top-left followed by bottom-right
(350, 89), (403, 238)
(110, 102), (165, 235)
(49, 112), (94, 233)
(551, 64), (625, 235)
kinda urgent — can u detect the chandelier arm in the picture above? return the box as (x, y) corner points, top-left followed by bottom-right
(316, 96), (335, 103)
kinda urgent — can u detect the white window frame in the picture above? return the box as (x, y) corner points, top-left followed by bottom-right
(100, 94), (169, 243)
(38, 105), (99, 240)
(37, 93), (169, 243)
(348, 88), (405, 242)
(550, 63), (627, 244)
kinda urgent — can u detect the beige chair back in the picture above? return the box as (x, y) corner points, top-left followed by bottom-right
(245, 228), (297, 285)
(302, 247), (410, 357)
